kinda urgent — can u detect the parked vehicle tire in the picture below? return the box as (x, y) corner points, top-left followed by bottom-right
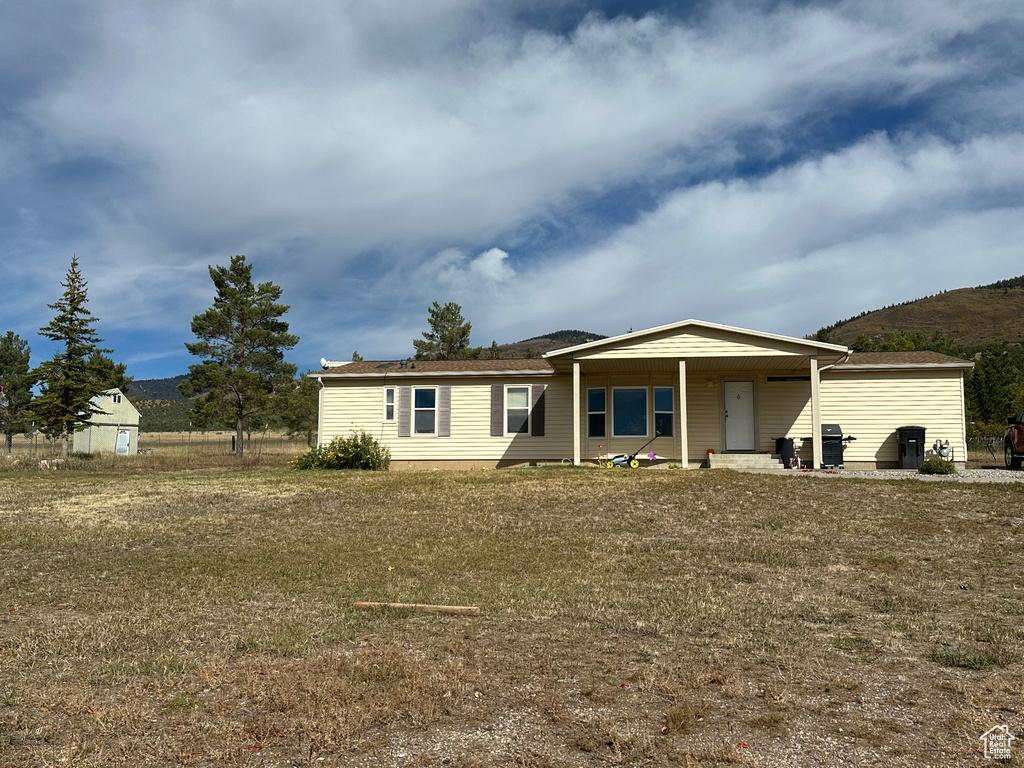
(629, 458), (640, 468)
(605, 460), (615, 468)
(1005, 441), (1022, 470)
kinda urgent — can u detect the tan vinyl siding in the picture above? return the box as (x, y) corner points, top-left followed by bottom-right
(320, 377), (573, 462)
(758, 379), (813, 454)
(319, 360), (969, 469)
(821, 369), (967, 464)
(576, 329), (812, 360)
(685, 374), (720, 462)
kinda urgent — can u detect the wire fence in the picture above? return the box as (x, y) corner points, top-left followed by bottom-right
(2, 431), (314, 460)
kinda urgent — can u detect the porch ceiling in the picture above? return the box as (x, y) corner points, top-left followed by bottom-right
(548, 354), (822, 375)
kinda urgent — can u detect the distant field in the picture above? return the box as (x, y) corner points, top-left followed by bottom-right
(1, 430), (310, 469)
(1, 467), (1022, 766)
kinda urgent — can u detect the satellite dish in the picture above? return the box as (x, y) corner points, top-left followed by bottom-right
(320, 357), (329, 369)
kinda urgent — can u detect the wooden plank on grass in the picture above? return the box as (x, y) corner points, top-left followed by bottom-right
(354, 601), (480, 616)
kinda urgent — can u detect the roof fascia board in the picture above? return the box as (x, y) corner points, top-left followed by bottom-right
(310, 368), (557, 380)
(829, 362), (974, 372)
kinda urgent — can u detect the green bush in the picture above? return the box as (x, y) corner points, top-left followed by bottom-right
(290, 431), (390, 471)
(918, 458), (956, 475)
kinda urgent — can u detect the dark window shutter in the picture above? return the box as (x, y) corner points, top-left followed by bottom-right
(531, 384), (545, 437)
(438, 385), (451, 437)
(490, 384), (503, 437)
(397, 386), (411, 437)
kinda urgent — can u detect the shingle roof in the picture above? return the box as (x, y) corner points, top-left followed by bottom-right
(839, 351), (973, 369)
(309, 359), (556, 378)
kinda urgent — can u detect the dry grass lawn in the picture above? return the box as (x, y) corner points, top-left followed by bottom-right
(0, 465), (1022, 766)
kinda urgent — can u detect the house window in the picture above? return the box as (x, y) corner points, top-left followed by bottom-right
(384, 387), (395, 421)
(613, 388), (647, 437)
(413, 388), (436, 434)
(587, 388), (606, 438)
(112, 394), (122, 404)
(654, 387), (673, 437)
(506, 386), (530, 434)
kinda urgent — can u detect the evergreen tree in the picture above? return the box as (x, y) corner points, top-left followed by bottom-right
(180, 255), (298, 458)
(0, 332), (37, 453)
(487, 340), (501, 360)
(87, 351), (133, 393)
(351, 350), (364, 362)
(32, 257), (108, 457)
(279, 371), (320, 446)
(966, 347), (1022, 425)
(413, 301), (472, 360)
(850, 334), (874, 352)
(877, 330), (919, 351)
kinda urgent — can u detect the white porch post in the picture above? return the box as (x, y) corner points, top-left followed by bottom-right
(573, 360), (581, 466)
(810, 356), (822, 469)
(678, 359), (688, 468)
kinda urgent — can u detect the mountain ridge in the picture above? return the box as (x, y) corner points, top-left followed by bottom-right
(814, 277), (1024, 350)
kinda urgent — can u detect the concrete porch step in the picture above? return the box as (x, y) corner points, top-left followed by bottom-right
(708, 453), (787, 471)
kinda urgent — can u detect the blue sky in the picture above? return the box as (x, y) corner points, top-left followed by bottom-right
(2, 0), (1023, 379)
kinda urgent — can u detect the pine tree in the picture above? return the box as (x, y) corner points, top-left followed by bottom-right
(32, 257), (108, 457)
(351, 350), (363, 362)
(0, 332), (37, 453)
(413, 301), (472, 360)
(279, 371), (320, 446)
(180, 255), (298, 458)
(487, 340), (501, 360)
(850, 334), (875, 352)
(87, 351), (133, 393)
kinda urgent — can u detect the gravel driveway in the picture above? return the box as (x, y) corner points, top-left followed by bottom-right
(786, 467), (1024, 483)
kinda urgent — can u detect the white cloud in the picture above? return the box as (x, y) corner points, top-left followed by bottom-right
(25, 0), (1013, 255)
(485, 132), (1024, 341)
(470, 248), (515, 282)
(1, 1), (1022, 370)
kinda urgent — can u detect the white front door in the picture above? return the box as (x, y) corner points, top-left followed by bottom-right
(724, 381), (755, 451)
(115, 429), (130, 455)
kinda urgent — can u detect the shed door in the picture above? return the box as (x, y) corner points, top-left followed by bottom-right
(115, 429), (130, 455)
(724, 381), (755, 451)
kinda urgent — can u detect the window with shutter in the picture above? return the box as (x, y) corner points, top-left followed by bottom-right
(413, 388), (436, 434)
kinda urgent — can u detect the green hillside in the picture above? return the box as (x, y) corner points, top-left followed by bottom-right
(497, 329), (607, 358)
(813, 275), (1024, 430)
(816, 281), (1024, 349)
(136, 398), (195, 432)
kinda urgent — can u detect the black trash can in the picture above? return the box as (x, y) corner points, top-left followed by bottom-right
(821, 424), (845, 468)
(897, 426), (926, 469)
(775, 437), (796, 469)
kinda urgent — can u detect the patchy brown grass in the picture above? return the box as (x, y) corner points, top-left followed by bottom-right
(1, 467), (1022, 766)
(1, 430), (306, 472)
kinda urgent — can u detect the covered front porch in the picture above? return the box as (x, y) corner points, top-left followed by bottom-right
(541, 320), (850, 468)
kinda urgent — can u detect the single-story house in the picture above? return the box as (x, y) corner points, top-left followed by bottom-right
(311, 319), (973, 470)
(75, 388), (140, 455)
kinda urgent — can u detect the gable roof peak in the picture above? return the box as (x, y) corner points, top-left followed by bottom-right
(543, 318), (849, 358)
